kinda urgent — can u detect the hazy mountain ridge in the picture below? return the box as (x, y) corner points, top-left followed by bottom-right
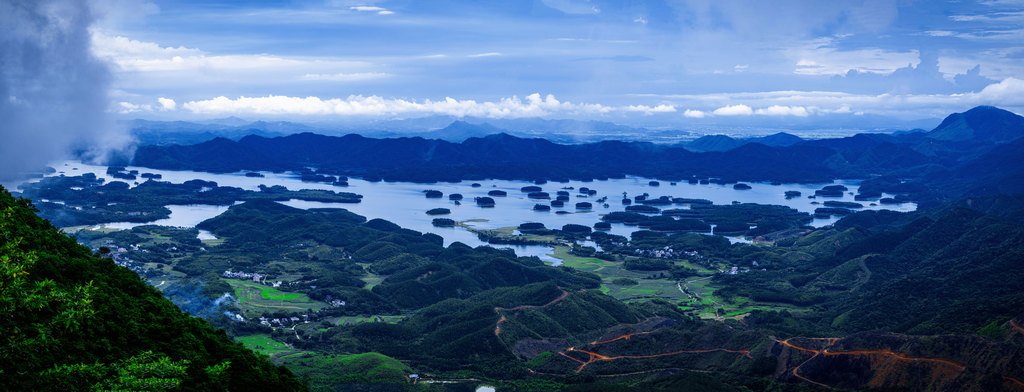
(132, 106), (1024, 206)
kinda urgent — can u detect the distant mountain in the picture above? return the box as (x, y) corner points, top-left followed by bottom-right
(683, 132), (804, 152)
(357, 116), (699, 143)
(683, 135), (744, 152)
(129, 128), (922, 186)
(397, 120), (506, 142)
(198, 116), (251, 127)
(926, 106), (1024, 144)
(131, 106), (1024, 205)
(755, 132), (804, 147)
(126, 119), (311, 146)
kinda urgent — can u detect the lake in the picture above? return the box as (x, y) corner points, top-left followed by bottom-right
(12, 160), (917, 263)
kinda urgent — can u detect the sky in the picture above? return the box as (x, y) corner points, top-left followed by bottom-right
(82, 0), (1024, 129)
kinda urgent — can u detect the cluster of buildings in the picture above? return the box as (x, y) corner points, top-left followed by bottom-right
(96, 242), (150, 277)
(221, 270), (278, 286)
(258, 314), (309, 327)
(633, 246), (701, 260)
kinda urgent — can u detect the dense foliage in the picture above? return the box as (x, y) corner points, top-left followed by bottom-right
(0, 187), (304, 391)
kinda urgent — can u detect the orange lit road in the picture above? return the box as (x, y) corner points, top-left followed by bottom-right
(1010, 320), (1024, 336)
(590, 331), (657, 345)
(778, 337), (968, 388)
(776, 338), (835, 388)
(561, 346), (752, 373)
(553, 329), (752, 373)
(1004, 375), (1024, 390)
(493, 289), (570, 337)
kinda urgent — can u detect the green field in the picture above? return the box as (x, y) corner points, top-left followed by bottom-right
(356, 265), (386, 289)
(328, 315), (405, 325)
(548, 246), (687, 303)
(545, 245), (793, 319)
(235, 334), (296, 356)
(228, 280), (326, 316)
(200, 237), (226, 246)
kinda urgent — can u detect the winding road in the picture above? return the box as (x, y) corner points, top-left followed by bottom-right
(493, 289), (570, 337)
(561, 346), (752, 373)
(777, 337), (969, 389)
(1009, 319), (1024, 336)
(554, 328), (752, 373)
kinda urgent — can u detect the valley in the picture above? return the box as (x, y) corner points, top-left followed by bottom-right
(4, 106), (1024, 391)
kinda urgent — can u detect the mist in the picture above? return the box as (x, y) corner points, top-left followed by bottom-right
(0, 0), (132, 182)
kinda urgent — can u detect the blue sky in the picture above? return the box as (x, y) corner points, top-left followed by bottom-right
(92, 0), (1024, 129)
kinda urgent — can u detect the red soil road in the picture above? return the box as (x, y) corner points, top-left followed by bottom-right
(561, 346), (753, 373)
(556, 329), (753, 373)
(778, 337), (969, 389)
(777, 338), (839, 388)
(590, 330), (658, 345)
(1004, 375), (1024, 390)
(493, 289), (570, 337)
(1010, 320), (1024, 336)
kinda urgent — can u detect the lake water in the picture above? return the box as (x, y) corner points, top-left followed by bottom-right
(11, 160), (917, 263)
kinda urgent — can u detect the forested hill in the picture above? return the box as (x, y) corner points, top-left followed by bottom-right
(132, 106), (1024, 205)
(0, 186), (305, 391)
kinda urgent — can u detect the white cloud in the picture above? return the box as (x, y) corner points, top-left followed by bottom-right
(631, 77), (1024, 119)
(350, 6), (393, 15)
(754, 105), (809, 116)
(118, 101), (151, 113)
(91, 31), (201, 60)
(301, 72), (390, 81)
(975, 77), (1024, 105)
(788, 38), (919, 76)
(683, 109), (706, 118)
(712, 104), (753, 116)
(157, 97), (176, 110)
(633, 17), (647, 25)
(950, 11), (1024, 22)
(625, 104), (676, 114)
(91, 32), (377, 78)
(468, 52), (502, 58)
(178, 93), (675, 118)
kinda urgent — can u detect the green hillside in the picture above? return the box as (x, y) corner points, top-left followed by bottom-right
(0, 187), (305, 391)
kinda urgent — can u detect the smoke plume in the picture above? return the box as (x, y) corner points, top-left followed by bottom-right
(0, 0), (132, 181)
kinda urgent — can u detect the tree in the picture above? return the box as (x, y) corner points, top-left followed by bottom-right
(41, 351), (197, 392)
(1, 206), (95, 372)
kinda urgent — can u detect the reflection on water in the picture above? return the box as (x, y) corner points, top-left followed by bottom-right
(91, 204), (237, 231)
(32, 160), (916, 260)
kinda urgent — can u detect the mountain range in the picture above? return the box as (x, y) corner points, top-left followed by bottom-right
(132, 106), (1024, 207)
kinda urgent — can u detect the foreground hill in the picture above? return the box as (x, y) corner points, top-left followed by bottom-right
(0, 187), (304, 391)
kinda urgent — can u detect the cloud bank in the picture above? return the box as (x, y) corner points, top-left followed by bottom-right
(179, 93), (676, 118)
(0, 0), (132, 181)
(132, 77), (1024, 123)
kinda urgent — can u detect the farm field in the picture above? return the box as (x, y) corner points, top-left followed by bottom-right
(227, 280), (326, 316)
